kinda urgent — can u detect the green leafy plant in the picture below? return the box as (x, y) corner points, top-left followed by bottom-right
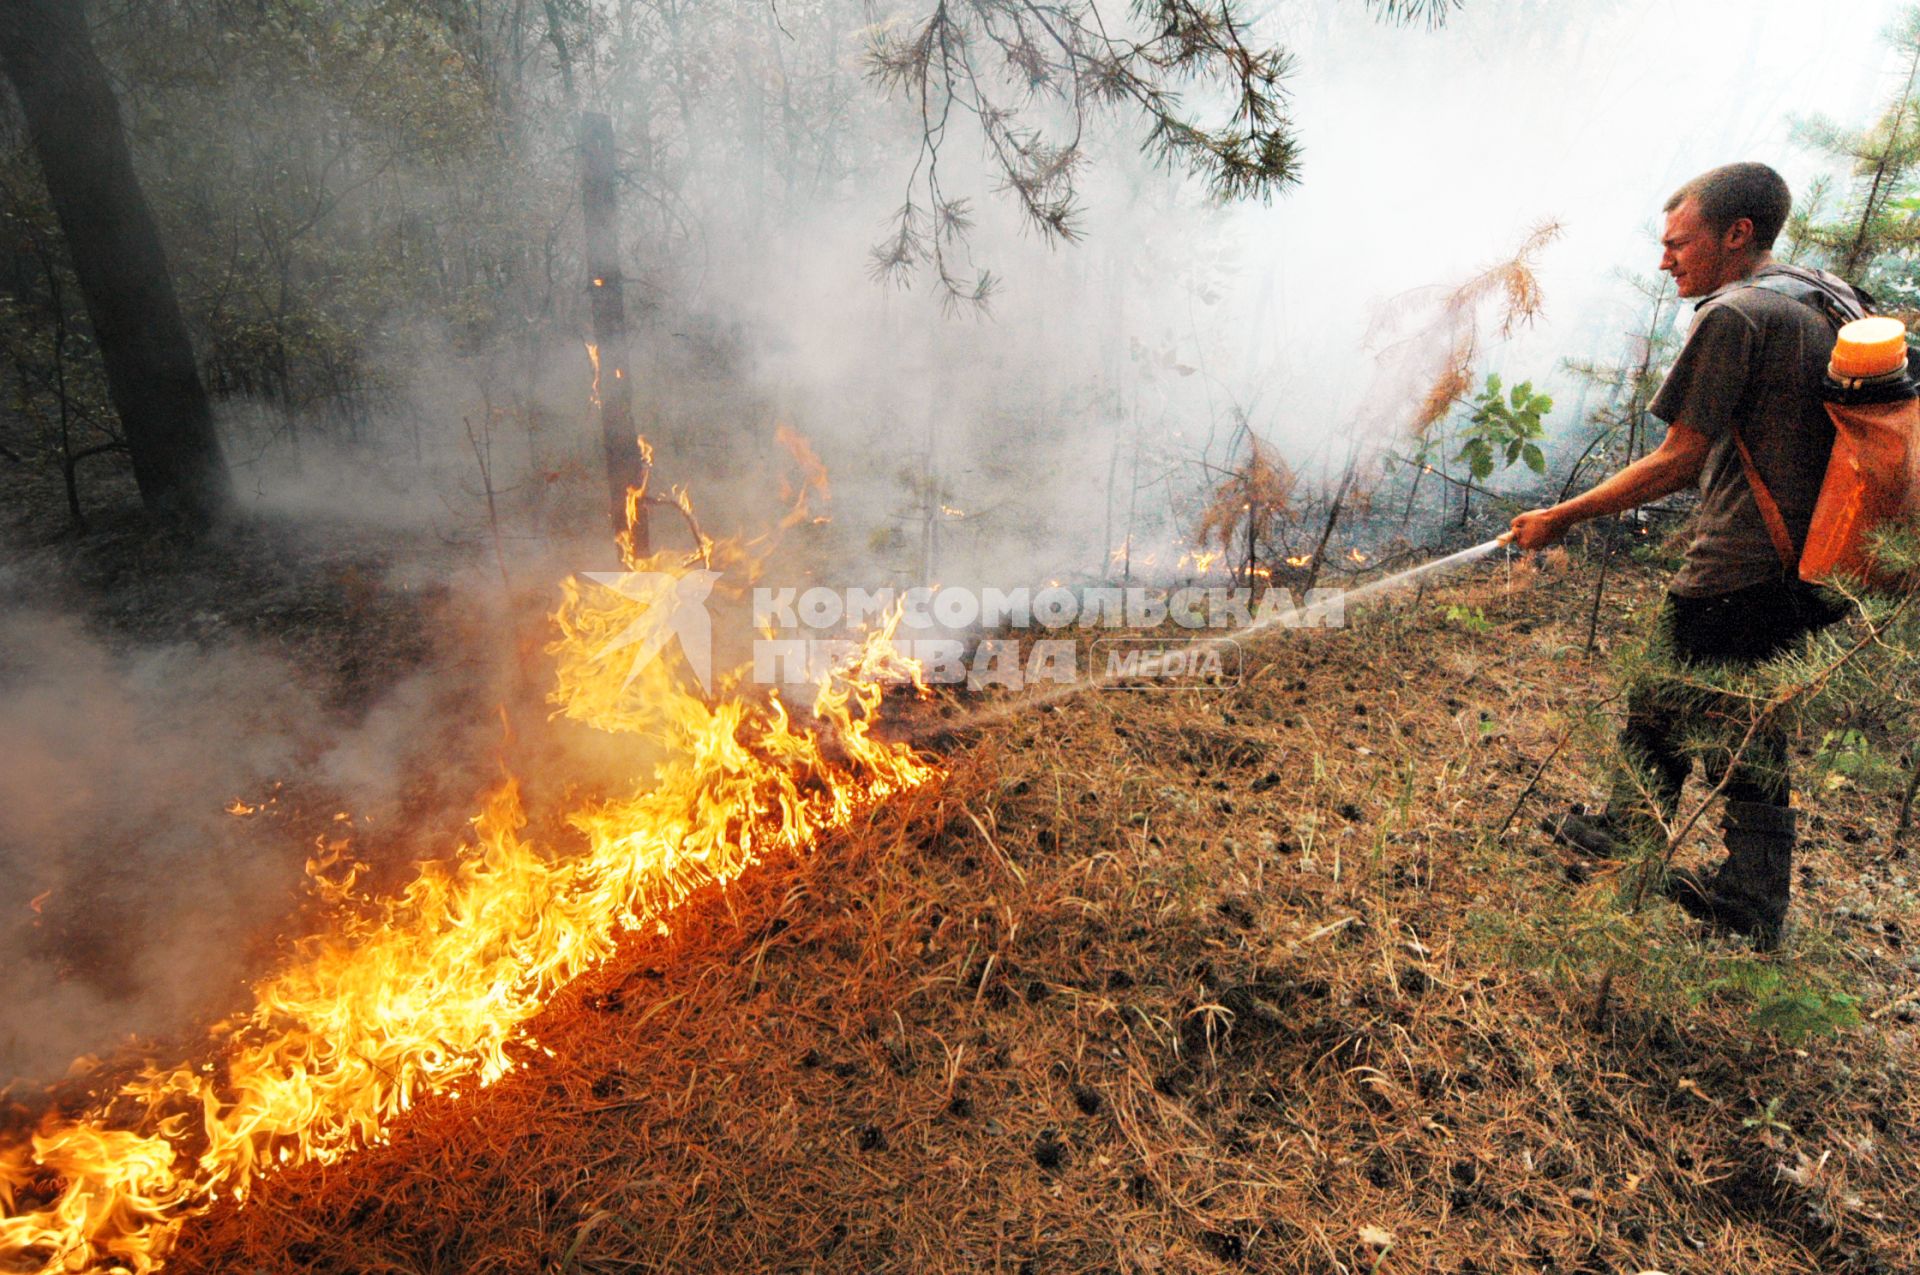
(1455, 373), (1552, 482)
(1442, 603), (1493, 633)
(1742, 1094), (1795, 1141)
(1812, 727), (1897, 787)
(1697, 960), (1864, 1044)
(1751, 985), (1865, 1041)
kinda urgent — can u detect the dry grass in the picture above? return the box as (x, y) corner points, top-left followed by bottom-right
(159, 550), (1920, 1275)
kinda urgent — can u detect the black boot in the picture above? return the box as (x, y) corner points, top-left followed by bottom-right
(1541, 803), (1661, 860)
(1664, 801), (1795, 951)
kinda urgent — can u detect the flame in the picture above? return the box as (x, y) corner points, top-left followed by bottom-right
(1285, 555), (1312, 568)
(1348, 548), (1369, 564)
(1177, 548), (1223, 576)
(940, 506), (966, 519)
(223, 800), (255, 817)
(774, 424), (831, 530)
(584, 342), (602, 411)
(611, 445), (667, 568)
(0, 508), (934, 1271)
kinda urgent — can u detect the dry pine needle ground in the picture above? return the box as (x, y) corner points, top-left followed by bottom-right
(161, 551), (1920, 1275)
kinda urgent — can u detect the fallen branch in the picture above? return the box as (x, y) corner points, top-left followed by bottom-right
(1494, 731), (1570, 843)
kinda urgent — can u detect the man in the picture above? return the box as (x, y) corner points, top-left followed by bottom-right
(1508, 162), (1859, 950)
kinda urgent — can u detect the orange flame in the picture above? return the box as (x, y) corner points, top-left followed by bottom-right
(0, 527), (934, 1271)
(1178, 548), (1223, 576)
(774, 424), (831, 530)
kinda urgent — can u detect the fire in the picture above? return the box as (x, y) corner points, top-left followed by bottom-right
(1348, 548), (1369, 564)
(774, 424), (830, 530)
(0, 508), (934, 1271)
(1178, 548), (1223, 576)
(1285, 554), (1312, 568)
(224, 788), (279, 819)
(584, 342), (602, 410)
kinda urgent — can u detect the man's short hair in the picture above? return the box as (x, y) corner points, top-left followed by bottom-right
(1665, 163), (1792, 251)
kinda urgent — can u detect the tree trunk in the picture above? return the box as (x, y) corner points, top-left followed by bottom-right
(0, 0), (231, 528)
(1301, 454), (1357, 596)
(1844, 37), (1920, 280)
(581, 112), (649, 549)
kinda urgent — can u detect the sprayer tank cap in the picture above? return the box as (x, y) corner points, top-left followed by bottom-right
(1831, 315), (1909, 378)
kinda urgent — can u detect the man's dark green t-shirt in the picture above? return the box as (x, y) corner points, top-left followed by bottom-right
(1648, 264), (1840, 597)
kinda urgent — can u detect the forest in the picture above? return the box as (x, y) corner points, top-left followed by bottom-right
(6, 0), (1920, 1271)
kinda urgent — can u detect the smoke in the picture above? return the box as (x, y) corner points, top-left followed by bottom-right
(0, 605), (319, 1081)
(189, 0), (1914, 596)
(1233, 0), (1904, 435)
(536, 0), (1910, 589)
(0, 556), (545, 1085)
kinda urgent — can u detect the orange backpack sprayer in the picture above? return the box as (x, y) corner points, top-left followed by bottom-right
(1735, 311), (1920, 591)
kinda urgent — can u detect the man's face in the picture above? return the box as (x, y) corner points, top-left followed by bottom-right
(1659, 199), (1754, 298)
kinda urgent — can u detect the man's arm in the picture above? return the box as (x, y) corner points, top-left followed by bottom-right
(1507, 422), (1712, 549)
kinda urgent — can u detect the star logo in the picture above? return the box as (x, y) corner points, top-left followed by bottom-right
(582, 569), (721, 693)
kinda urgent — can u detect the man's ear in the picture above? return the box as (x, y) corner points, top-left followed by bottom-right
(1723, 216), (1756, 251)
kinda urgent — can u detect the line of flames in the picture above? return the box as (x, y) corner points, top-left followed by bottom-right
(0, 551), (934, 1273)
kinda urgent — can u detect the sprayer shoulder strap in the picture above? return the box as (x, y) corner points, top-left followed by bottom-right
(1745, 268), (1871, 327)
(1730, 429), (1801, 569)
(1721, 268), (1865, 572)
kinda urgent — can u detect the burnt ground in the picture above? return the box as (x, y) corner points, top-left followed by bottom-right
(37, 532), (1898, 1275)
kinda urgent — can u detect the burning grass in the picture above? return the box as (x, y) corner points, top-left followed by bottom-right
(89, 549), (1920, 1275)
(0, 532), (934, 1272)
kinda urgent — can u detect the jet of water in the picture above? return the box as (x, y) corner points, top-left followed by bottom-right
(916, 536), (1512, 735)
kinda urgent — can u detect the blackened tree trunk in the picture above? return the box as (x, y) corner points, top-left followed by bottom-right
(0, 0), (231, 528)
(581, 112), (649, 550)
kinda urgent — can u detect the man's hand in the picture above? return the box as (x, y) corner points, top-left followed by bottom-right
(1507, 507), (1567, 551)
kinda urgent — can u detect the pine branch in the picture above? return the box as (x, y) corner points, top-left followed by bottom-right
(1363, 0), (1463, 29)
